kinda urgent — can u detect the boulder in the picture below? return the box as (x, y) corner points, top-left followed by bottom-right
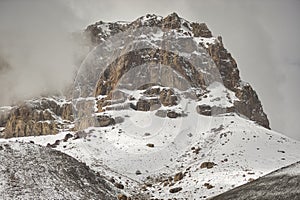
(174, 172), (184, 182)
(143, 86), (161, 96)
(135, 170), (142, 175)
(136, 99), (150, 111)
(63, 133), (73, 142)
(159, 89), (178, 106)
(196, 105), (211, 116)
(114, 183), (124, 190)
(97, 115), (115, 127)
(146, 143), (155, 148)
(169, 187), (183, 193)
(200, 162), (216, 169)
(204, 182), (214, 189)
(167, 111), (180, 118)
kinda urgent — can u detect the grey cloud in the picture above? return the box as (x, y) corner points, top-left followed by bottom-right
(0, 0), (83, 105)
(0, 0), (299, 140)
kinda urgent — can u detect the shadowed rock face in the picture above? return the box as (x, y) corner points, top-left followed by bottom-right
(210, 161), (300, 200)
(0, 141), (117, 200)
(207, 37), (269, 128)
(94, 48), (207, 97)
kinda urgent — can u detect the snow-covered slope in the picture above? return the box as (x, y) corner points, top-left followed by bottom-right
(4, 84), (299, 199)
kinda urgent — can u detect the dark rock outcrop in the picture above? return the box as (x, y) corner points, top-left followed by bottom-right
(136, 99), (151, 111)
(191, 22), (213, 38)
(169, 187), (183, 193)
(167, 111), (181, 118)
(174, 172), (184, 182)
(159, 88), (178, 107)
(207, 36), (269, 128)
(97, 115), (115, 127)
(200, 162), (216, 169)
(196, 105), (235, 116)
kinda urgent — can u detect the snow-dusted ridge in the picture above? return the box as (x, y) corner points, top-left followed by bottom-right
(2, 84), (300, 199)
(210, 161), (300, 200)
(3, 112), (299, 199)
(0, 141), (117, 200)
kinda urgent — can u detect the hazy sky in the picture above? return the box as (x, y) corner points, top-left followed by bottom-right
(0, 0), (299, 140)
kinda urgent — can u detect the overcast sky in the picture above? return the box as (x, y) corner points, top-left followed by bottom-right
(0, 0), (299, 140)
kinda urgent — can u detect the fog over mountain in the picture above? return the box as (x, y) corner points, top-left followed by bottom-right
(0, 0), (299, 141)
(0, 1), (81, 105)
(0, 3), (299, 199)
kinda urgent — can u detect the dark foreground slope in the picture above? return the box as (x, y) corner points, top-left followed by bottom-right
(0, 141), (117, 200)
(211, 161), (300, 200)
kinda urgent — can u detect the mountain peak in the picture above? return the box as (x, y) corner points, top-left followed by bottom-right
(167, 12), (180, 18)
(0, 13), (299, 200)
(0, 13), (270, 139)
(81, 13), (269, 129)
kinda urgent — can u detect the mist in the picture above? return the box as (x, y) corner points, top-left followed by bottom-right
(0, 0), (299, 140)
(0, 0), (84, 105)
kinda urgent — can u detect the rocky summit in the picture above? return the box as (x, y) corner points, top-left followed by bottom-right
(0, 13), (299, 200)
(0, 13), (269, 139)
(83, 12), (269, 129)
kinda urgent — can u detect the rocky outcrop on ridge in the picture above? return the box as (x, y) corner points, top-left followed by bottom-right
(0, 98), (74, 138)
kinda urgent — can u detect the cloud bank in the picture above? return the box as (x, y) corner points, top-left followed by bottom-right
(0, 0), (299, 140)
(0, 0), (84, 105)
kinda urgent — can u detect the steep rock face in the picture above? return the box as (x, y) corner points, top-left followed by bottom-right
(84, 13), (270, 129)
(0, 141), (117, 200)
(207, 36), (269, 128)
(1, 98), (74, 138)
(94, 49), (206, 97)
(0, 13), (270, 138)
